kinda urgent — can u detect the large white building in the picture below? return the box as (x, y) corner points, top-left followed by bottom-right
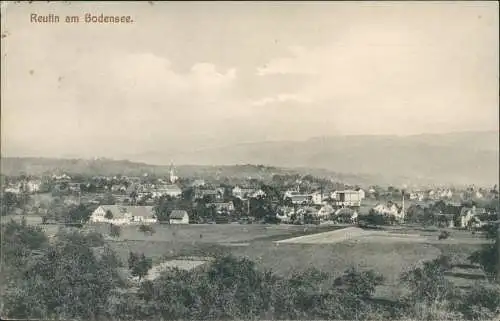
(152, 185), (182, 198)
(331, 190), (365, 207)
(169, 210), (189, 224)
(232, 186), (258, 200)
(89, 205), (158, 225)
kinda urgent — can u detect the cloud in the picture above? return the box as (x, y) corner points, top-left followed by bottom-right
(253, 19), (498, 134)
(2, 35), (239, 156)
(251, 93), (312, 106)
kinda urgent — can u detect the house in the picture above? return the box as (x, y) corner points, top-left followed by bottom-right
(26, 180), (42, 193)
(460, 206), (487, 228)
(284, 190), (312, 204)
(334, 208), (358, 223)
(276, 206), (295, 223)
(311, 191), (329, 205)
(194, 187), (223, 201)
(296, 206), (319, 219)
(4, 184), (22, 194)
(373, 202), (404, 222)
(89, 205), (157, 225)
(331, 190), (364, 207)
(289, 194), (312, 205)
(111, 184), (127, 193)
(169, 210), (189, 224)
(439, 189), (453, 199)
(435, 213), (456, 228)
(68, 183), (81, 193)
(356, 188), (366, 200)
(206, 201), (235, 213)
(52, 173), (71, 181)
(317, 204), (335, 218)
(191, 179), (206, 187)
(252, 189), (266, 198)
(232, 186), (257, 200)
(153, 185), (182, 198)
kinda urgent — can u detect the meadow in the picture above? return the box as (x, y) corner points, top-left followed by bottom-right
(89, 222), (492, 302)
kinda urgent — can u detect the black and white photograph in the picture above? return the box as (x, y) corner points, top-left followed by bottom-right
(1, 1), (499, 320)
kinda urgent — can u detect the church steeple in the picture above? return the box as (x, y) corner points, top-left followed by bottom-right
(169, 161), (178, 184)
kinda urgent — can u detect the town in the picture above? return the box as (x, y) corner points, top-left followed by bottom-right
(2, 163), (498, 229)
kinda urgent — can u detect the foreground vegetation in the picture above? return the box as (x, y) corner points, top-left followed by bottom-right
(1, 219), (499, 320)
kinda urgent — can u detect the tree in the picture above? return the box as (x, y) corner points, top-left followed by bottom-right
(438, 230), (450, 240)
(139, 224), (155, 235)
(105, 210), (114, 219)
(0, 191), (20, 216)
(128, 252), (152, 281)
(129, 190), (138, 205)
(1, 218), (48, 270)
(181, 187), (194, 202)
(101, 193), (116, 205)
(3, 230), (124, 320)
(400, 256), (454, 304)
(67, 204), (93, 224)
(363, 210), (388, 226)
(469, 225), (498, 281)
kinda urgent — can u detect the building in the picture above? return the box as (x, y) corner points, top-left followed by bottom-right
(317, 204), (335, 218)
(311, 191), (330, 205)
(276, 206), (295, 223)
(52, 173), (71, 181)
(334, 208), (358, 223)
(283, 190), (312, 205)
(169, 162), (179, 184)
(435, 213), (456, 228)
(89, 205), (157, 225)
(152, 185), (182, 198)
(111, 184), (127, 193)
(4, 184), (22, 194)
(68, 183), (81, 193)
(26, 180), (42, 193)
(170, 210), (189, 224)
(232, 186), (257, 200)
(194, 187), (223, 201)
(331, 190), (364, 207)
(206, 201), (235, 213)
(460, 206), (487, 228)
(252, 189), (266, 198)
(191, 179), (206, 188)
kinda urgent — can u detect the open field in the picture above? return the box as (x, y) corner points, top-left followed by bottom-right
(99, 223), (490, 299)
(276, 226), (492, 245)
(90, 223), (345, 243)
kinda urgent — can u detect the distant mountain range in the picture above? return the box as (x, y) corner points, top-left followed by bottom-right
(1, 131), (498, 187)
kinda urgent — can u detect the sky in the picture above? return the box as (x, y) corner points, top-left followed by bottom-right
(1, 1), (498, 160)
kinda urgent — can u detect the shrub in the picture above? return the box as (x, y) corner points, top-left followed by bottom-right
(400, 256), (455, 304)
(457, 282), (500, 320)
(138, 224), (155, 235)
(2, 228), (124, 320)
(1, 219), (48, 269)
(128, 252), (152, 281)
(438, 230), (450, 240)
(468, 224), (498, 281)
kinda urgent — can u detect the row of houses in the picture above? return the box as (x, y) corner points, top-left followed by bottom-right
(89, 205), (189, 225)
(283, 189), (365, 207)
(276, 205), (359, 224)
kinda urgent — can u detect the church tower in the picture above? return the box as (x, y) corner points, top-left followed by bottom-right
(169, 162), (178, 184)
